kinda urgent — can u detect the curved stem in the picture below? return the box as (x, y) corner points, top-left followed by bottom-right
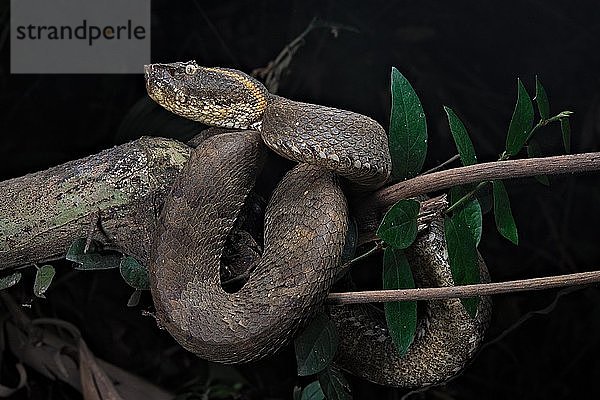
(356, 152), (600, 240)
(376, 152), (600, 208)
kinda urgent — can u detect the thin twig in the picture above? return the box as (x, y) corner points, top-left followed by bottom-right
(334, 241), (384, 281)
(326, 270), (600, 305)
(445, 181), (488, 214)
(479, 286), (582, 351)
(252, 17), (357, 93)
(192, 1), (239, 66)
(342, 241), (383, 269)
(420, 154), (460, 175)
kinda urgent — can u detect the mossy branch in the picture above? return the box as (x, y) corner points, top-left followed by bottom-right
(1, 139), (599, 303)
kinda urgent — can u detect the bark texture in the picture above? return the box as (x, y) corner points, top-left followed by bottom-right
(0, 137), (190, 270)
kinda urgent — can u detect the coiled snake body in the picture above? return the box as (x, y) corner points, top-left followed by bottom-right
(145, 61), (491, 387)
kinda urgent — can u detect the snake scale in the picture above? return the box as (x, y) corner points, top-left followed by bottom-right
(145, 61), (491, 388)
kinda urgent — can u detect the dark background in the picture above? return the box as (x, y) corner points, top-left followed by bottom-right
(1, 1), (600, 399)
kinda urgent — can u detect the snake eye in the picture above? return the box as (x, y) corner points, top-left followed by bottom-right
(185, 64), (197, 75)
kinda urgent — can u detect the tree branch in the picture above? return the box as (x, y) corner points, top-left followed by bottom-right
(355, 152), (600, 242)
(1, 135), (599, 299)
(0, 137), (190, 270)
(327, 270), (600, 305)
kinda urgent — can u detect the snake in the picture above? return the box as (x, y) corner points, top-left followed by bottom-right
(145, 61), (491, 388)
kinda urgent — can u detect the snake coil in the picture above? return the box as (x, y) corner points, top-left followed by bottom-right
(145, 61), (491, 387)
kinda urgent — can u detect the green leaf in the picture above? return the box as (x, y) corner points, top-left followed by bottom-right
(449, 186), (483, 246)
(301, 381), (325, 400)
(382, 247), (416, 356)
(527, 140), (550, 186)
(477, 190), (493, 215)
(560, 118), (571, 153)
(0, 272), (22, 291)
(119, 256), (149, 290)
(535, 76), (550, 120)
(66, 238), (122, 270)
(318, 367), (352, 400)
(444, 106), (477, 166)
(127, 289), (142, 307)
(492, 180), (519, 245)
(388, 67), (427, 180)
(505, 79), (534, 156)
(446, 188), (483, 313)
(377, 199), (420, 249)
(444, 214), (480, 317)
(33, 265), (55, 298)
(294, 311), (338, 376)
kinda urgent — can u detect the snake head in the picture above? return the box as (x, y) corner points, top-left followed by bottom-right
(144, 61), (269, 129)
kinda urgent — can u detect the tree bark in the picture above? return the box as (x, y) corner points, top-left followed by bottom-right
(0, 137), (190, 270)
(1, 137), (599, 275)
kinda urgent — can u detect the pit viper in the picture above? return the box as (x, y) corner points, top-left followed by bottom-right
(145, 61), (491, 387)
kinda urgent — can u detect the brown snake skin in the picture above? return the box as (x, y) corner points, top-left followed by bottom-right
(145, 61), (491, 387)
